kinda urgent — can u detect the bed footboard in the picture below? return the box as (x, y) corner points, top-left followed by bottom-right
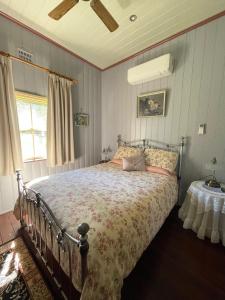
(16, 170), (89, 299)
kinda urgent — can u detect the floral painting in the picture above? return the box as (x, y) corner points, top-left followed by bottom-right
(74, 113), (89, 126)
(137, 90), (166, 117)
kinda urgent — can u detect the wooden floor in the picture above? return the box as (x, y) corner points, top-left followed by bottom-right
(122, 209), (225, 300)
(0, 209), (224, 300)
(0, 211), (20, 244)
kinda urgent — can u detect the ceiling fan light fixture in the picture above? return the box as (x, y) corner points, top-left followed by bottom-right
(129, 14), (137, 22)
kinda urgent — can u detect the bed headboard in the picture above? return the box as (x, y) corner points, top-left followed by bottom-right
(117, 134), (185, 199)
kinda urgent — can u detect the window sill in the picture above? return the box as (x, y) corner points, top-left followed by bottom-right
(24, 158), (47, 163)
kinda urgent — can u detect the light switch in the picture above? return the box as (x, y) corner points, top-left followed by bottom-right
(198, 124), (206, 135)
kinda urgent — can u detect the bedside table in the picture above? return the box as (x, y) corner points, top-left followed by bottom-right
(179, 181), (225, 246)
(99, 159), (110, 164)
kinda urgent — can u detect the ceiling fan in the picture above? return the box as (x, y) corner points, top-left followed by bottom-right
(48, 0), (119, 32)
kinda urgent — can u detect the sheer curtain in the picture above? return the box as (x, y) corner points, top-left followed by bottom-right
(0, 56), (23, 176)
(47, 73), (75, 167)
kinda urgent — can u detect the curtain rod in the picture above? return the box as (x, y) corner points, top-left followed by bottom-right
(0, 50), (78, 85)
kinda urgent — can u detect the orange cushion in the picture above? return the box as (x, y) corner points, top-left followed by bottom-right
(145, 165), (174, 176)
(110, 159), (122, 165)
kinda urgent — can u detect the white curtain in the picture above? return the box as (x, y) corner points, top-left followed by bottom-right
(47, 74), (75, 167)
(0, 56), (23, 176)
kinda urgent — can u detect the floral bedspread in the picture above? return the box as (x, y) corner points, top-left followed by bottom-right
(16, 162), (178, 300)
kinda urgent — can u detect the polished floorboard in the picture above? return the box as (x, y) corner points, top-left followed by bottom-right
(122, 209), (225, 300)
(0, 211), (20, 244)
(0, 208), (224, 300)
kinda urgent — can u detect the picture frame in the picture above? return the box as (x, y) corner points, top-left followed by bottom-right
(74, 113), (89, 127)
(137, 90), (166, 117)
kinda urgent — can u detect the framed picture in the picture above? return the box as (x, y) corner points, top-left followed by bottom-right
(137, 90), (166, 117)
(74, 113), (89, 127)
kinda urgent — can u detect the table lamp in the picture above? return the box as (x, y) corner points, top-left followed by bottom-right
(102, 146), (112, 160)
(205, 157), (223, 188)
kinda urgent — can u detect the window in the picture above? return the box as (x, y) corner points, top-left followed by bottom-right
(16, 91), (47, 162)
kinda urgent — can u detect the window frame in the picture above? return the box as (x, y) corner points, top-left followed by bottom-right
(15, 91), (48, 163)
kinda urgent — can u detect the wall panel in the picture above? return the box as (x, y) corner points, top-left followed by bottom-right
(102, 16), (225, 202)
(1, 13), (225, 213)
(0, 15), (101, 214)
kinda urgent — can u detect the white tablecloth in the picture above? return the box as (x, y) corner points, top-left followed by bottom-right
(179, 181), (225, 246)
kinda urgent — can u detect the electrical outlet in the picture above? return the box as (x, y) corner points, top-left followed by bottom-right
(17, 48), (33, 63)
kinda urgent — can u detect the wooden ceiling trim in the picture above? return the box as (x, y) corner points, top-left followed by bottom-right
(1, 9), (225, 71)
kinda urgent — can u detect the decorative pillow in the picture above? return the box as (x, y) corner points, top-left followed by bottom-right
(113, 146), (143, 160)
(144, 148), (178, 173)
(122, 155), (145, 171)
(145, 165), (174, 176)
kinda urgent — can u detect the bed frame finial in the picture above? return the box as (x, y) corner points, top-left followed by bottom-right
(16, 170), (23, 195)
(117, 134), (122, 147)
(177, 136), (185, 202)
(78, 223), (90, 237)
(178, 136), (185, 180)
(78, 223), (90, 287)
(16, 170), (24, 225)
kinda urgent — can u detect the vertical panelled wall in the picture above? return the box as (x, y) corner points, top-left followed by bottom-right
(0, 15), (101, 214)
(102, 16), (225, 202)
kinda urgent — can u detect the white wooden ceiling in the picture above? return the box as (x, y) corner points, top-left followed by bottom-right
(1, 0), (225, 69)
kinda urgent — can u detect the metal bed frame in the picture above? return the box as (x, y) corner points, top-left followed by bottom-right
(16, 172), (89, 299)
(117, 134), (185, 181)
(16, 134), (185, 299)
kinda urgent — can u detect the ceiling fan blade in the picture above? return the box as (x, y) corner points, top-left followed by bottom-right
(90, 0), (119, 32)
(48, 0), (79, 20)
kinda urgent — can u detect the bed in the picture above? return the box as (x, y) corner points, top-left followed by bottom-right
(14, 135), (185, 300)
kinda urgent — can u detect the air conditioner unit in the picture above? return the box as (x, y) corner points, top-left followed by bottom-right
(127, 53), (173, 85)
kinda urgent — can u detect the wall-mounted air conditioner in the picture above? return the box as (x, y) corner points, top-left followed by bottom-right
(127, 53), (173, 85)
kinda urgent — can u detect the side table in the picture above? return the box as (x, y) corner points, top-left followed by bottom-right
(179, 181), (225, 246)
